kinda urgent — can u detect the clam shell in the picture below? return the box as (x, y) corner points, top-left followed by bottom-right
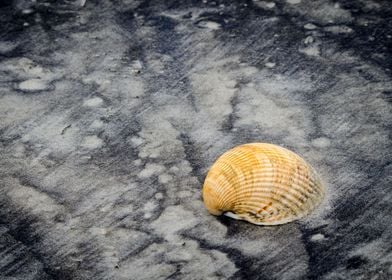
(202, 143), (324, 225)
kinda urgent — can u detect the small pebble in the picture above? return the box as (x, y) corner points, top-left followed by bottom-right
(21, 9), (34, 15)
(310, 233), (326, 241)
(155, 193), (164, 200)
(304, 23), (318, 30)
(265, 62), (276, 68)
(286, 0), (301, 4)
(304, 36), (314, 44)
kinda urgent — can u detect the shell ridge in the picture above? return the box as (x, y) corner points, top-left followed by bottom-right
(233, 194), (303, 216)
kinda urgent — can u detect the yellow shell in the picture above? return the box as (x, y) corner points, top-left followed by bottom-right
(202, 143), (324, 225)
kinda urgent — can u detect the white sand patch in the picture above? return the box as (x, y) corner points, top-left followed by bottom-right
(138, 163), (165, 178)
(129, 136), (144, 147)
(81, 135), (103, 149)
(21, 114), (81, 155)
(177, 190), (192, 198)
(324, 25), (353, 34)
(253, 1), (276, 9)
(300, 45), (320, 57)
(0, 94), (45, 127)
(83, 97), (103, 107)
(190, 55), (239, 129)
(151, 205), (198, 242)
(0, 41), (17, 54)
(312, 137), (331, 148)
(19, 78), (50, 91)
(197, 20), (221, 30)
(149, 206), (238, 278)
(89, 119), (104, 129)
(235, 76), (313, 145)
(138, 117), (183, 160)
(4, 177), (65, 219)
(158, 173), (173, 184)
(295, 1), (353, 24)
(143, 201), (157, 219)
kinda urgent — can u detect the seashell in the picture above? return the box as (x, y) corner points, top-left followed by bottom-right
(202, 143), (324, 225)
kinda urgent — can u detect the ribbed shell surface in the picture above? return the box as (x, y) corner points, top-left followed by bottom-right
(202, 143), (324, 225)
